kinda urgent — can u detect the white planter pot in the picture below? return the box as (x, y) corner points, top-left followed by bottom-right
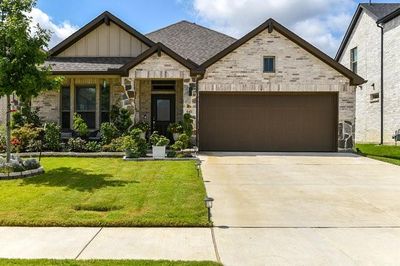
(152, 145), (166, 159)
(140, 132), (146, 140)
(173, 133), (180, 141)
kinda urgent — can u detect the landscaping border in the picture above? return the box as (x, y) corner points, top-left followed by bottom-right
(0, 167), (44, 180)
(123, 156), (199, 161)
(0, 152), (125, 158)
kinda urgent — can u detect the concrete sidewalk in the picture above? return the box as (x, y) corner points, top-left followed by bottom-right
(0, 227), (217, 262)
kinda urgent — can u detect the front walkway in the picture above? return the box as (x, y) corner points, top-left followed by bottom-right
(200, 152), (400, 265)
(0, 227), (217, 261)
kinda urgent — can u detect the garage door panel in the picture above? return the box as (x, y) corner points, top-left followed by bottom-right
(199, 92), (338, 152)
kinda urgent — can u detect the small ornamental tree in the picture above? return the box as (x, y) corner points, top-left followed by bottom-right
(0, 0), (63, 162)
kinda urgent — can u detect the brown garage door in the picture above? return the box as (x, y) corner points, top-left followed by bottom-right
(199, 92), (338, 152)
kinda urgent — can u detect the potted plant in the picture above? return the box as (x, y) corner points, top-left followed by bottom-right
(150, 132), (170, 159)
(134, 122), (150, 139)
(167, 122), (183, 141)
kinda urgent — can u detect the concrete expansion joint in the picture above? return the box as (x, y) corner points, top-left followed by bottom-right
(75, 227), (103, 259)
(215, 226), (400, 229)
(210, 227), (221, 263)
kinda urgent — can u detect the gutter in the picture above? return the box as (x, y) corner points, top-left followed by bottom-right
(377, 23), (384, 145)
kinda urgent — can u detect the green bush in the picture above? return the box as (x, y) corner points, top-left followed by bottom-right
(11, 106), (42, 129)
(110, 105), (133, 134)
(177, 134), (190, 149)
(129, 128), (143, 140)
(100, 122), (119, 144)
(181, 113), (194, 138)
(168, 122), (183, 134)
(73, 113), (89, 138)
(150, 131), (170, 146)
(133, 121), (150, 133)
(85, 141), (101, 152)
(123, 136), (148, 158)
(171, 140), (184, 151)
(67, 138), (87, 152)
(44, 123), (61, 151)
(11, 124), (42, 152)
(102, 136), (126, 152)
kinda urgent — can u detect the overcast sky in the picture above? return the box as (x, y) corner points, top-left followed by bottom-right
(34, 0), (400, 57)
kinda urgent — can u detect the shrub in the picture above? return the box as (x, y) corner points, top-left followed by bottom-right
(110, 105), (133, 134)
(133, 121), (150, 133)
(102, 136), (126, 152)
(181, 113), (194, 138)
(155, 136), (170, 147)
(100, 122), (119, 144)
(177, 134), (190, 149)
(73, 113), (89, 138)
(130, 128), (143, 140)
(26, 139), (42, 152)
(167, 150), (177, 158)
(44, 123), (61, 151)
(67, 138), (87, 152)
(171, 140), (184, 151)
(85, 141), (101, 152)
(168, 123), (183, 134)
(123, 136), (148, 158)
(11, 124), (42, 152)
(11, 106), (42, 129)
(23, 158), (40, 170)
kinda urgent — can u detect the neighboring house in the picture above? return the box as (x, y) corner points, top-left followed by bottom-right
(336, 3), (400, 144)
(1, 11), (364, 151)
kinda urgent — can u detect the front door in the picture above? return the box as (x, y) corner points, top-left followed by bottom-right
(151, 94), (175, 136)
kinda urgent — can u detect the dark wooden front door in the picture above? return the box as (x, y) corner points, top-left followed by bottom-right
(199, 92), (338, 152)
(151, 94), (175, 136)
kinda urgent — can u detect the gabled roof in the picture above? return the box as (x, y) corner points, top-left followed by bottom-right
(119, 42), (201, 76)
(146, 21), (236, 65)
(335, 3), (400, 61)
(201, 19), (365, 86)
(45, 57), (132, 75)
(49, 11), (155, 56)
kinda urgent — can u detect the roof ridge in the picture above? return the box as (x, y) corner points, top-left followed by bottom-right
(146, 20), (236, 41)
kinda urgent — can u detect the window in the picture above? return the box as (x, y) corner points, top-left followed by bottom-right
(350, 47), (358, 74)
(100, 81), (110, 123)
(76, 86), (96, 129)
(370, 93), (379, 103)
(152, 80), (176, 91)
(263, 56), (275, 73)
(61, 87), (70, 130)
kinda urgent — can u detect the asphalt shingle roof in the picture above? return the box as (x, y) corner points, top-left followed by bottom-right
(45, 57), (134, 73)
(146, 21), (237, 65)
(360, 3), (400, 20)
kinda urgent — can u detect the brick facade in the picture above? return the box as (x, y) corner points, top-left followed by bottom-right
(339, 11), (400, 144)
(200, 29), (356, 148)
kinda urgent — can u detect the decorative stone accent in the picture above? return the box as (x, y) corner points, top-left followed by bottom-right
(338, 121), (354, 150)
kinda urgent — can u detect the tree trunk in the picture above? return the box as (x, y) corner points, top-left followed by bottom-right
(6, 94), (11, 162)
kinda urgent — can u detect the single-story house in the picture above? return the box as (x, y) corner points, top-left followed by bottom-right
(1, 11), (365, 152)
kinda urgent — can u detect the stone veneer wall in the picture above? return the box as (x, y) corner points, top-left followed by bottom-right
(339, 11), (382, 143)
(0, 96), (6, 126)
(127, 52), (196, 124)
(200, 28), (356, 149)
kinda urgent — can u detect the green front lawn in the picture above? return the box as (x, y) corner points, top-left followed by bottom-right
(0, 260), (221, 266)
(0, 158), (208, 227)
(356, 144), (400, 166)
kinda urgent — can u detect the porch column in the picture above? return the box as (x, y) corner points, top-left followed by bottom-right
(122, 77), (136, 124)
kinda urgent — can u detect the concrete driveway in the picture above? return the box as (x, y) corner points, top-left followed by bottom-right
(200, 152), (400, 265)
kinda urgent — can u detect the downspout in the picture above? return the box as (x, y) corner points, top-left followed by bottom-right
(195, 74), (204, 149)
(377, 23), (384, 145)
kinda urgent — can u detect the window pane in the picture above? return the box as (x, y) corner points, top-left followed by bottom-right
(62, 112), (70, 129)
(62, 87), (70, 110)
(76, 87), (96, 112)
(78, 112), (96, 129)
(101, 112), (110, 123)
(263, 57), (275, 73)
(157, 99), (170, 121)
(101, 84), (110, 112)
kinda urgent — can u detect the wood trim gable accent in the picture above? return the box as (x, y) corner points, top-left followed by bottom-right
(200, 18), (366, 86)
(49, 11), (155, 56)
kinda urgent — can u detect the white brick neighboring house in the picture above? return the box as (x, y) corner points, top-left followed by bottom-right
(0, 11), (365, 152)
(336, 3), (400, 144)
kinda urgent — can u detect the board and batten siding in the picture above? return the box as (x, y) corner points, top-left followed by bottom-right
(58, 22), (149, 57)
